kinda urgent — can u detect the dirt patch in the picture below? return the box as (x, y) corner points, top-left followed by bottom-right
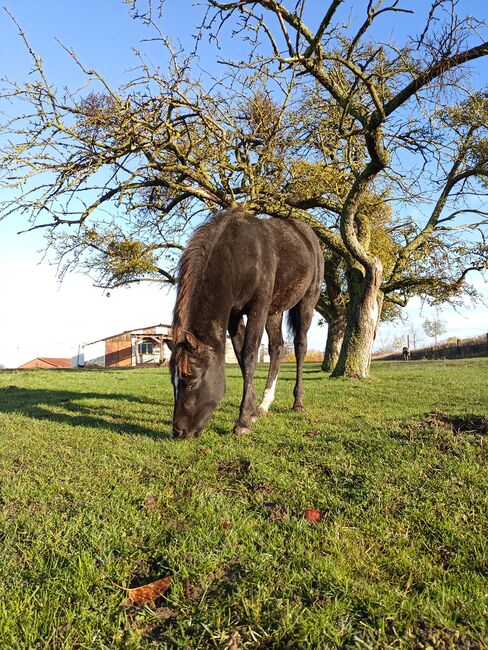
(183, 578), (204, 603)
(184, 561), (245, 603)
(129, 607), (178, 643)
(423, 412), (488, 435)
(407, 620), (482, 649)
(262, 501), (288, 521)
(141, 494), (159, 512)
(391, 412), (488, 445)
(217, 459), (251, 476)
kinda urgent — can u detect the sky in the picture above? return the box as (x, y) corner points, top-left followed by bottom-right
(0, 0), (487, 368)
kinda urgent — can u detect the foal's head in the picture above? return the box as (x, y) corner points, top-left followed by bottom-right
(169, 331), (225, 438)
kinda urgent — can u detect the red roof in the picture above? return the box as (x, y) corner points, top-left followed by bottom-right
(19, 357), (72, 369)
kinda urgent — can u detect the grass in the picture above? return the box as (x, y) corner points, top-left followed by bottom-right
(0, 359), (487, 649)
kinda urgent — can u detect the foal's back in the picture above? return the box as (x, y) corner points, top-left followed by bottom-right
(213, 210), (322, 311)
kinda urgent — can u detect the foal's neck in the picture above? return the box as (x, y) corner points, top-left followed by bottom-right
(182, 258), (231, 354)
(187, 291), (229, 354)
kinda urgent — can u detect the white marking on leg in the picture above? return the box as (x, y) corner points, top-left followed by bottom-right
(259, 377), (277, 413)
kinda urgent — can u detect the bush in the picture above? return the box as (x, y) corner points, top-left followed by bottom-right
(281, 350), (323, 363)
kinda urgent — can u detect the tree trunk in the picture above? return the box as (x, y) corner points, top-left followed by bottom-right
(316, 252), (348, 374)
(321, 313), (347, 372)
(331, 258), (383, 378)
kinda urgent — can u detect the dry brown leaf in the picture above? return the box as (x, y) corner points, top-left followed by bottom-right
(304, 508), (321, 523)
(127, 577), (172, 605)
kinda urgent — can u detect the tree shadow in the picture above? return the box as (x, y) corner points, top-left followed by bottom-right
(277, 375), (323, 382)
(0, 385), (172, 440)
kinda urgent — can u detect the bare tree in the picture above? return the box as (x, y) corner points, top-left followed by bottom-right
(423, 315), (447, 345)
(201, 0), (488, 377)
(1, 1), (487, 379)
(407, 319), (424, 350)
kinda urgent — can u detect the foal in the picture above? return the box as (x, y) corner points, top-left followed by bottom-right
(169, 208), (323, 438)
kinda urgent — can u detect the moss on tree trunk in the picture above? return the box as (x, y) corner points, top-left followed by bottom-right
(332, 259), (383, 379)
(321, 314), (347, 373)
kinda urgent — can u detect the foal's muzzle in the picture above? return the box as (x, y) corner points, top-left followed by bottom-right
(173, 427), (202, 439)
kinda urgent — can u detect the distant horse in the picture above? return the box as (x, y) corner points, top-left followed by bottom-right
(169, 208), (324, 438)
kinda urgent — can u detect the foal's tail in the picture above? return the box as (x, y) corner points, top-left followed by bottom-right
(286, 306), (300, 342)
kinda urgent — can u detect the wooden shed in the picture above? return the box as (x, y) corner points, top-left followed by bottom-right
(77, 323), (252, 368)
(79, 324), (173, 368)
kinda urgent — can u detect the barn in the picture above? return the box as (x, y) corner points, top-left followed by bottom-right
(76, 324), (256, 368)
(78, 324), (173, 368)
(19, 357), (72, 369)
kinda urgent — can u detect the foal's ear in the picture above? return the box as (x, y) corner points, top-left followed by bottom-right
(165, 338), (174, 352)
(183, 331), (213, 354)
(184, 331), (201, 352)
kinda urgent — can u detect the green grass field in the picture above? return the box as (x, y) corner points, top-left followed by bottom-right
(0, 359), (487, 649)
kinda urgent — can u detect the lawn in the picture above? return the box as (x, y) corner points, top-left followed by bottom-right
(0, 359), (487, 649)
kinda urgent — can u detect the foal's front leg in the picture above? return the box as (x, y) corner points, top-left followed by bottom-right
(229, 313), (258, 413)
(234, 308), (267, 435)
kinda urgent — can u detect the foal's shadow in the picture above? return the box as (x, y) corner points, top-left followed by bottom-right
(0, 385), (172, 440)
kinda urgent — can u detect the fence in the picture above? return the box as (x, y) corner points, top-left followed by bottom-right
(373, 333), (488, 362)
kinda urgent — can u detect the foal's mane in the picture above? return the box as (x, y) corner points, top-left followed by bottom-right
(172, 208), (243, 346)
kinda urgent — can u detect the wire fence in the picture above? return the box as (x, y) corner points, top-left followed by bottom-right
(373, 333), (488, 361)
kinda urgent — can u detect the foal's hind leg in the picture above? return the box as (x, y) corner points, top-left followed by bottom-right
(290, 297), (316, 412)
(258, 312), (284, 415)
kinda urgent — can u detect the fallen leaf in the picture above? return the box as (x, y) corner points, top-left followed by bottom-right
(304, 508), (321, 523)
(305, 430), (319, 437)
(127, 577), (172, 604)
(221, 519), (231, 529)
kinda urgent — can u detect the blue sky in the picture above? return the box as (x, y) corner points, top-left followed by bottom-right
(0, 1), (487, 367)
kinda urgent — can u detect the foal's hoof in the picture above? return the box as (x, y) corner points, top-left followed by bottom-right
(257, 406), (268, 416)
(233, 424), (251, 435)
(292, 405), (305, 413)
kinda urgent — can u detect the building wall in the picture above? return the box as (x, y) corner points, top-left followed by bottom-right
(105, 333), (132, 367)
(225, 338), (238, 364)
(81, 325), (173, 368)
(82, 341), (106, 367)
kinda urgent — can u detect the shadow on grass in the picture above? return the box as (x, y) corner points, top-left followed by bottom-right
(0, 386), (172, 440)
(225, 365), (323, 379)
